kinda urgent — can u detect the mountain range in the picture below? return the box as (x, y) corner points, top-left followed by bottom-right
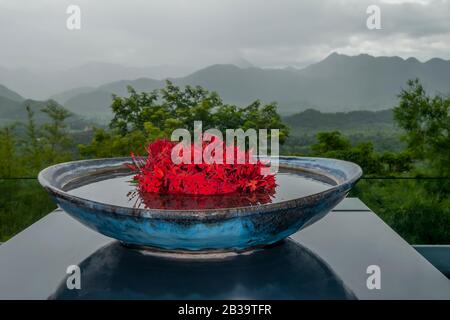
(0, 84), (90, 129)
(0, 63), (197, 100)
(0, 57), (255, 100)
(1, 53), (450, 122)
(0, 84), (24, 103)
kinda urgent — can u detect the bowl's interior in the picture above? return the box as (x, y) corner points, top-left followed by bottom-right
(38, 156), (362, 213)
(65, 167), (336, 210)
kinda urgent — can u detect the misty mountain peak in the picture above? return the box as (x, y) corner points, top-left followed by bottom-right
(0, 84), (24, 102)
(425, 57), (448, 65)
(405, 57), (420, 64)
(324, 52), (343, 61)
(229, 57), (255, 69)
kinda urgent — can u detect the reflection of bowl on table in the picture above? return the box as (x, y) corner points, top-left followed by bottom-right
(50, 239), (356, 300)
(38, 156), (362, 252)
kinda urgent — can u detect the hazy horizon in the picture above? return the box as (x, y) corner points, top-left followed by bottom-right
(2, 51), (450, 73)
(2, 51), (450, 100)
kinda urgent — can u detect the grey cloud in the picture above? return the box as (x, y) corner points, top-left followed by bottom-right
(0, 0), (449, 70)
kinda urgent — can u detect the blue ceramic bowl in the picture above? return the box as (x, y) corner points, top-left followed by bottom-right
(38, 156), (362, 252)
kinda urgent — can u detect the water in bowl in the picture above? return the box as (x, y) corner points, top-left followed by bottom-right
(67, 169), (335, 210)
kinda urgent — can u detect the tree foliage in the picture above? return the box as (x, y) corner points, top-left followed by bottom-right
(310, 131), (411, 175)
(394, 78), (450, 176)
(83, 81), (289, 157)
(0, 125), (21, 178)
(40, 101), (73, 164)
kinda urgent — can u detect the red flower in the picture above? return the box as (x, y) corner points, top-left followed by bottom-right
(128, 138), (276, 196)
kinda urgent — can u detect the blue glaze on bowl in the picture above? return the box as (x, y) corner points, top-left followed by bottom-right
(38, 156), (362, 252)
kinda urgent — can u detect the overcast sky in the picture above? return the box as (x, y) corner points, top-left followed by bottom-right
(0, 0), (449, 71)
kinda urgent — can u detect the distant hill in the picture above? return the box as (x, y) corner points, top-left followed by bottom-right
(0, 94), (92, 130)
(0, 84), (24, 102)
(284, 108), (394, 132)
(282, 109), (404, 154)
(0, 62), (197, 100)
(297, 53), (450, 110)
(55, 64), (310, 118)
(58, 78), (164, 121)
(63, 90), (113, 121)
(53, 53), (450, 119)
(50, 86), (95, 104)
(0, 81), (92, 128)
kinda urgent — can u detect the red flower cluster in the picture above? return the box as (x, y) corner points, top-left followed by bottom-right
(127, 138), (276, 195)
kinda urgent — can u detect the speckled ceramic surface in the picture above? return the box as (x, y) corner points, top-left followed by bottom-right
(38, 156), (362, 252)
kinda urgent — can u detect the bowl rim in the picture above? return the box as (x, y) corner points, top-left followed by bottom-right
(38, 156), (362, 219)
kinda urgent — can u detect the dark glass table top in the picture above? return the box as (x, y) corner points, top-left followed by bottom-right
(50, 240), (355, 300)
(0, 198), (449, 299)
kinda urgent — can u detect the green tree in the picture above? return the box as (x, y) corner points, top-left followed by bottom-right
(240, 101), (289, 144)
(110, 82), (222, 135)
(23, 105), (42, 173)
(79, 128), (149, 158)
(84, 81), (289, 157)
(110, 87), (160, 135)
(0, 125), (21, 178)
(311, 131), (384, 174)
(161, 82), (220, 131)
(379, 151), (413, 174)
(394, 78), (450, 175)
(351, 78), (450, 244)
(351, 179), (450, 244)
(40, 101), (73, 164)
(311, 131), (351, 154)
